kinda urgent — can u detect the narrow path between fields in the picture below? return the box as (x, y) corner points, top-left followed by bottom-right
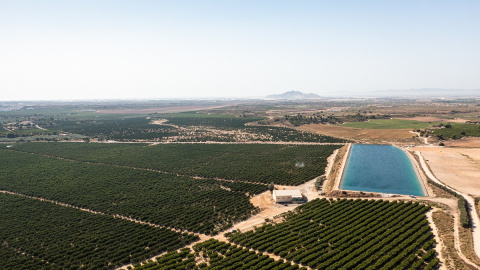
(425, 209), (447, 270)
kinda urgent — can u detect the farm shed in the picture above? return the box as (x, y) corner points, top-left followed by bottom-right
(273, 189), (303, 203)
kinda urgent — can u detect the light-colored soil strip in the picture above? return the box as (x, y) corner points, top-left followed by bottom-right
(432, 211), (479, 270)
(426, 209), (447, 270)
(401, 147), (429, 196)
(334, 143), (352, 191)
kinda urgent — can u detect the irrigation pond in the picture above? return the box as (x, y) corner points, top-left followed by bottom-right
(341, 144), (425, 196)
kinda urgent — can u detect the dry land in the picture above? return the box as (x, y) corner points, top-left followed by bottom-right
(414, 147), (480, 197)
(299, 124), (415, 142)
(444, 137), (480, 148)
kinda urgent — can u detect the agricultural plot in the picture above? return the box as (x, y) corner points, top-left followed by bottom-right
(0, 193), (198, 270)
(7, 143), (341, 185)
(341, 119), (438, 129)
(431, 123), (480, 139)
(0, 148), (266, 234)
(48, 112), (345, 143)
(160, 112), (264, 129)
(53, 117), (180, 140)
(131, 239), (304, 270)
(227, 199), (439, 270)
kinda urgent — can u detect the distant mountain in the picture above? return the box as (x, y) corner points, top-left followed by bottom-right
(266, 91), (321, 99)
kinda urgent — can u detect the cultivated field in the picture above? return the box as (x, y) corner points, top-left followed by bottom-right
(341, 119), (439, 129)
(0, 193), (198, 270)
(298, 124), (416, 142)
(227, 199), (438, 270)
(5, 143), (341, 185)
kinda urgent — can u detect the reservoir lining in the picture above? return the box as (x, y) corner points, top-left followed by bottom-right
(340, 144), (425, 196)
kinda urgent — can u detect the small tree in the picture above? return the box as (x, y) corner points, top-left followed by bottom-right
(268, 182), (275, 192)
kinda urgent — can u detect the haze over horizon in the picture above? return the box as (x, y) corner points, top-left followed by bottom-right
(1, 1), (479, 101)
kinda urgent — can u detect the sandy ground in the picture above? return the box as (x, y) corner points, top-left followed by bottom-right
(299, 124), (415, 141)
(444, 137), (480, 148)
(425, 209), (447, 270)
(395, 117), (468, 123)
(334, 143), (351, 191)
(225, 191), (299, 235)
(413, 147), (480, 197)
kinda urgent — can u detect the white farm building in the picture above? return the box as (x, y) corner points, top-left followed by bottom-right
(273, 189), (303, 203)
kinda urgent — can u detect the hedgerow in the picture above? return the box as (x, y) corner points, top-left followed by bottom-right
(427, 179), (471, 228)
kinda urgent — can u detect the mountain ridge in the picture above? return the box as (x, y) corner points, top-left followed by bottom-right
(266, 91), (321, 99)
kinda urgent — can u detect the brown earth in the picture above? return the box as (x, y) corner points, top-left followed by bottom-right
(298, 124), (415, 142)
(444, 137), (480, 148)
(413, 147), (480, 197)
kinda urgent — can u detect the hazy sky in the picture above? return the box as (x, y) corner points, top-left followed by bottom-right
(1, 1), (479, 100)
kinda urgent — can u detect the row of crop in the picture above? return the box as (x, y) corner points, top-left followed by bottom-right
(52, 113), (345, 143)
(0, 149), (261, 235)
(53, 117), (181, 140)
(8, 143), (341, 185)
(162, 113), (264, 129)
(0, 193), (198, 270)
(245, 126), (346, 143)
(0, 244), (50, 270)
(131, 239), (305, 270)
(227, 198), (437, 270)
(427, 178), (471, 228)
(431, 123), (480, 140)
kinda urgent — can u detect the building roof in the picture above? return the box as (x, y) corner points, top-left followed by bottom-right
(273, 189), (302, 198)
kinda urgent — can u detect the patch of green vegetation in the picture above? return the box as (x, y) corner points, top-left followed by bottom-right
(431, 123), (480, 139)
(341, 119), (438, 129)
(10, 143), (340, 185)
(0, 193), (198, 270)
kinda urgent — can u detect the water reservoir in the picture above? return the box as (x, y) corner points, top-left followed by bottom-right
(341, 144), (425, 196)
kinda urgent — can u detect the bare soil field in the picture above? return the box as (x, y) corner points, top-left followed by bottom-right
(299, 124), (415, 141)
(414, 147), (480, 196)
(444, 137), (480, 148)
(395, 116), (468, 123)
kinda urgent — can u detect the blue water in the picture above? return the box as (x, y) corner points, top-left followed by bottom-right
(341, 144), (424, 196)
